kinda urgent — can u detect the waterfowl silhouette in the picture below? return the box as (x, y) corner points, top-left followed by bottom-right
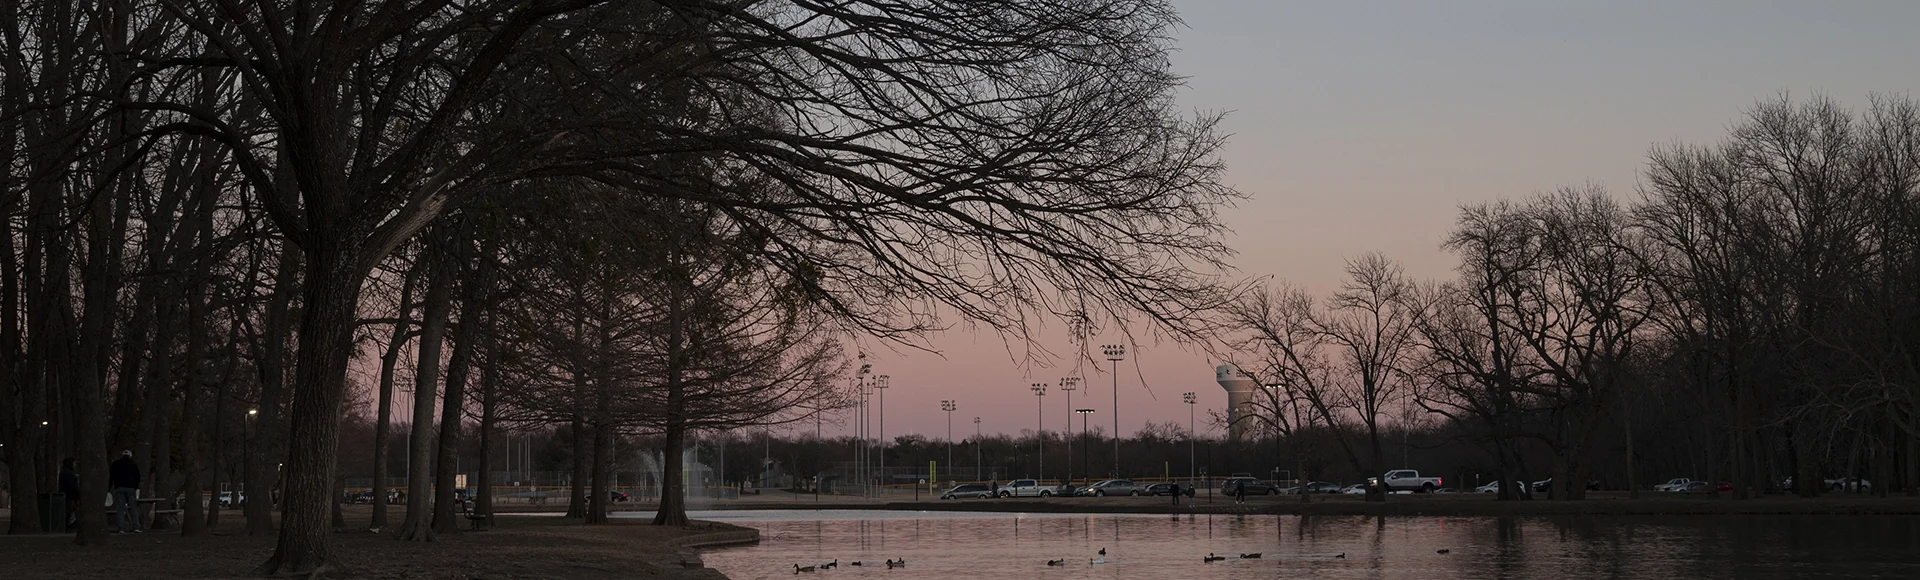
(1098, 548), (1107, 556)
(1240, 553), (1262, 559)
(1204, 553), (1227, 563)
(886, 558), (906, 569)
(822, 559), (838, 569)
(1436, 549), (1450, 554)
(1335, 552), (1346, 559)
(794, 564), (817, 574)
(1046, 559), (1066, 566)
(849, 561), (865, 566)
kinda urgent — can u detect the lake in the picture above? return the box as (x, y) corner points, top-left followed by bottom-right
(686, 509), (1920, 579)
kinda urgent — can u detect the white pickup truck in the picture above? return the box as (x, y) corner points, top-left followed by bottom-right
(1376, 469), (1444, 493)
(1654, 478), (1697, 492)
(995, 479), (1056, 498)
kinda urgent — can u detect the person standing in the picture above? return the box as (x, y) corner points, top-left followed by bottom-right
(59, 457), (80, 532)
(1169, 482), (1181, 506)
(1234, 480), (1247, 504)
(111, 450), (144, 533)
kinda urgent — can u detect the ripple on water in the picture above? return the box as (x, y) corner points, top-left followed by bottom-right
(695, 511), (1920, 580)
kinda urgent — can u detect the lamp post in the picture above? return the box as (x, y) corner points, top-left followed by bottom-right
(973, 416), (983, 480)
(1058, 377), (1079, 485)
(1102, 344), (1126, 477)
(875, 374), (890, 496)
(941, 400), (957, 486)
(1030, 383), (1046, 482)
(1181, 393), (1196, 488)
(1075, 409), (1094, 486)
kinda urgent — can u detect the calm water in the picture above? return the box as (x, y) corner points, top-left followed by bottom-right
(690, 510), (1920, 580)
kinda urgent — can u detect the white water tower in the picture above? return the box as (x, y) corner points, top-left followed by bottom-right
(1215, 364), (1256, 441)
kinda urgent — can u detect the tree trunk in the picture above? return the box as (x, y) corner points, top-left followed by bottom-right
(431, 305), (475, 533)
(653, 423), (689, 526)
(396, 257), (452, 542)
(588, 421), (613, 524)
(178, 233), (211, 537)
(256, 241), (373, 576)
(476, 313), (499, 521)
(246, 245), (300, 535)
(566, 415), (589, 518)
(141, 302), (176, 527)
(1906, 430), (1918, 497)
(370, 263), (418, 530)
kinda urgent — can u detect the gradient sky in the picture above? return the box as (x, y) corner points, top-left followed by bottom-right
(816, 1), (1920, 442)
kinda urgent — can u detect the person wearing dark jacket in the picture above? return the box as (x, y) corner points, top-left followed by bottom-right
(59, 457), (80, 532)
(110, 450), (143, 533)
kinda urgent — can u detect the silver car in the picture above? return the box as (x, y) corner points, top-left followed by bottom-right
(1084, 479), (1149, 497)
(941, 483), (993, 499)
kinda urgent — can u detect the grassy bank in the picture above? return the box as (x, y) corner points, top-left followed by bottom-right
(0, 504), (755, 580)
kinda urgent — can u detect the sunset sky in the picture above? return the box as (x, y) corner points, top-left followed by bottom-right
(841, 0), (1920, 441)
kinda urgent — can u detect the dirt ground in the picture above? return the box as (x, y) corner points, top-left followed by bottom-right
(0, 505), (751, 580)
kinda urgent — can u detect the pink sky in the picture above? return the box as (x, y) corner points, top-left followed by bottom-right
(840, 0), (1920, 440)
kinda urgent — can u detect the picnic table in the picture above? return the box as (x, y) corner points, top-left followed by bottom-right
(137, 497), (179, 529)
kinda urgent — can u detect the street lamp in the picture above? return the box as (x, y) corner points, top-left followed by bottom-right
(876, 374), (890, 496)
(1102, 344), (1126, 477)
(1058, 377), (1079, 484)
(1030, 383), (1046, 482)
(1075, 409), (1094, 486)
(941, 400), (957, 486)
(1182, 393), (1197, 487)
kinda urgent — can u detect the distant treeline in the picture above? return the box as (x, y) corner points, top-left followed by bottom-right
(1218, 95), (1920, 501)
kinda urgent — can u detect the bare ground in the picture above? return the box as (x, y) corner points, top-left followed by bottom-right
(0, 505), (753, 580)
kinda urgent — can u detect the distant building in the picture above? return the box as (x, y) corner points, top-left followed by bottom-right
(1216, 364), (1256, 441)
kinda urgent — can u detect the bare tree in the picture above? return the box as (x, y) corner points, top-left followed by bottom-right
(1318, 253), (1419, 501)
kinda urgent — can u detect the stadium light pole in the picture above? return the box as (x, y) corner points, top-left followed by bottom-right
(1076, 409), (1095, 486)
(1058, 377), (1079, 485)
(875, 374), (890, 496)
(941, 400), (957, 486)
(973, 417), (983, 481)
(1182, 392), (1197, 486)
(1030, 383), (1046, 482)
(1102, 344), (1126, 477)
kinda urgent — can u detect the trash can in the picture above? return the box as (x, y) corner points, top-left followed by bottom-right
(37, 492), (68, 533)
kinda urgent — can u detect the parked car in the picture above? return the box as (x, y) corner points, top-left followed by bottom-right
(1674, 481), (1710, 492)
(1220, 477), (1283, 495)
(996, 479), (1055, 498)
(941, 483), (994, 499)
(1084, 479), (1150, 497)
(1434, 488), (1461, 494)
(1285, 481), (1341, 494)
(1374, 470), (1443, 493)
(1716, 482), (1733, 492)
(1476, 480), (1525, 494)
(609, 491), (630, 502)
(218, 491), (246, 507)
(1530, 478), (1602, 493)
(1339, 484), (1367, 494)
(1828, 477), (1872, 492)
(348, 490), (375, 504)
(1655, 478), (1697, 492)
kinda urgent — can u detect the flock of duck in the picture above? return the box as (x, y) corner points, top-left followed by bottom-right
(795, 547), (1456, 572)
(793, 558), (906, 574)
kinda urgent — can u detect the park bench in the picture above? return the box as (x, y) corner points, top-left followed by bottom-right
(151, 509), (183, 529)
(461, 503), (489, 530)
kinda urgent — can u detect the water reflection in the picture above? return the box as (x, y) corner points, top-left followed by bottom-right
(697, 510), (1920, 580)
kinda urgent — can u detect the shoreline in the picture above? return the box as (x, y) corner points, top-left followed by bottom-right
(0, 505), (758, 580)
(563, 492), (1920, 517)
